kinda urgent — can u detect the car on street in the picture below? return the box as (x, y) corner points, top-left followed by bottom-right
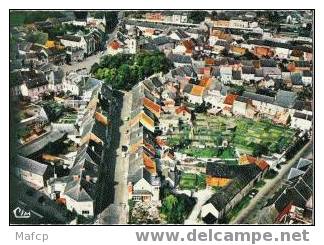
(248, 189), (259, 198)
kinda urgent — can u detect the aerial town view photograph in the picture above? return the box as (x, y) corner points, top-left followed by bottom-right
(9, 10), (313, 225)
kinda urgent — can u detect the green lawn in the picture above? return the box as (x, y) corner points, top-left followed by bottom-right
(225, 195), (252, 223)
(217, 147), (236, 159)
(179, 173), (206, 190)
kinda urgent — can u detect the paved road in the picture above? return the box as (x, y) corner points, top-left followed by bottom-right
(95, 91), (131, 223)
(113, 91), (132, 208)
(61, 26), (119, 74)
(94, 92), (124, 215)
(230, 141), (313, 224)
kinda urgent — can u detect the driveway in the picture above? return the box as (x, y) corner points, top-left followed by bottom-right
(184, 188), (214, 225)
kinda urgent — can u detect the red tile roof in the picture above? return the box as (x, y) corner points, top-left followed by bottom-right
(110, 40), (120, 50)
(224, 94), (238, 105)
(144, 97), (161, 117)
(255, 159), (269, 171)
(175, 106), (190, 115)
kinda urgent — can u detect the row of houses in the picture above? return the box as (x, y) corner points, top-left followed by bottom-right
(13, 77), (113, 218)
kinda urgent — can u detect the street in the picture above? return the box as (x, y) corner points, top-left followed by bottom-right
(94, 91), (124, 215)
(95, 91), (132, 224)
(230, 140), (313, 224)
(61, 26), (119, 73)
(113, 91), (132, 207)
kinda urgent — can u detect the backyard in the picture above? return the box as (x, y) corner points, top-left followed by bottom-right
(179, 173), (206, 190)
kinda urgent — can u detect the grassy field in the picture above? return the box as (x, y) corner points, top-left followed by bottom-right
(179, 173), (206, 190)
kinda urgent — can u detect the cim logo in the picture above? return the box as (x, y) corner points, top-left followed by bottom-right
(13, 206), (31, 219)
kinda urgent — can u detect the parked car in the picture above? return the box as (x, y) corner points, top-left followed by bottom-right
(249, 189), (259, 198)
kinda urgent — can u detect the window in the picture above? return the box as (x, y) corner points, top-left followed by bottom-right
(82, 210), (89, 215)
(132, 196), (141, 201)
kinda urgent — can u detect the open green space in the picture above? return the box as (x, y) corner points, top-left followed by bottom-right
(224, 195), (252, 223)
(165, 114), (296, 158)
(179, 173), (206, 190)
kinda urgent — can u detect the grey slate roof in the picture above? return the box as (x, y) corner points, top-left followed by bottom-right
(242, 91), (275, 104)
(274, 166), (313, 212)
(293, 111), (312, 121)
(242, 66), (255, 74)
(232, 70), (242, 80)
(297, 158), (312, 170)
(15, 155), (48, 176)
(205, 163), (261, 211)
(169, 54), (192, 64)
(64, 179), (95, 202)
(275, 90), (297, 108)
(287, 168), (305, 181)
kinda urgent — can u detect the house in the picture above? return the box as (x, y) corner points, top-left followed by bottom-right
(230, 46), (246, 56)
(168, 53), (192, 67)
(173, 39), (195, 55)
(183, 84), (206, 105)
(302, 70), (312, 86)
(275, 47), (290, 59)
(18, 69), (50, 100)
(175, 106), (191, 123)
(128, 165), (161, 202)
(275, 90), (297, 109)
(64, 178), (95, 218)
(290, 111), (312, 131)
(151, 36), (175, 52)
(241, 91), (278, 116)
(107, 40), (124, 55)
(60, 35), (87, 53)
(168, 29), (190, 41)
(66, 47), (85, 62)
(239, 155), (270, 177)
(232, 69), (242, 85)
(220, 66), (232, 83)
(254, 46), (274, 57)
(201, 163), (262, 223)
(14, 155), (53, 188)
(272, 165), (313, 224)
(232, 96), (249, 116)
(241, 66), (255, 82)
(262, 67), (281, 79)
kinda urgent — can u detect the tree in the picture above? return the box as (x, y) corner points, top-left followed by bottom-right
(26, 31), (48, 45)
(90, 62), (100, 74)
(74, 11), (88, 20)
(188, 11), (209, 23)
(92, 52), (172, 90)
(252, 143), (269, 157)
(105, 11), (118, 33)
